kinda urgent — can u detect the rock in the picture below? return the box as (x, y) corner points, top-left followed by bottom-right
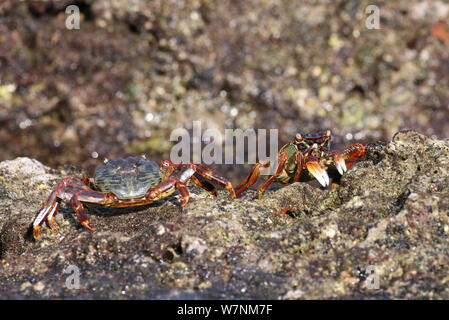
(33, 281), (45, 292)
(1, 130), (449, 299)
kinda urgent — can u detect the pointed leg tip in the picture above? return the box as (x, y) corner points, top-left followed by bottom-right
(47, 217), (56, 230)
(180, 197), (189, 207)
(33, 226), (40, 241)
(225, 184), (236, 200)
(81, 220), (95, 231)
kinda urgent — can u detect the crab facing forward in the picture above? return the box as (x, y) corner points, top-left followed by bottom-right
(235, 130), (365, 199)
(32, 156), (236, 241)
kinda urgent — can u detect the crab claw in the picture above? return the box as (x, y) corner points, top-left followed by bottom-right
(305, 161), (330, 187)
(333, 153), (347, 175)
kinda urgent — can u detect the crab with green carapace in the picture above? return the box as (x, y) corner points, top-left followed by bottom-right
(32, 156), (236, 241)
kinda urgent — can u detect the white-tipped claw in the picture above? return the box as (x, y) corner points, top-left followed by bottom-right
(33, 206), (51, 227)
(334, 154), (347, 175)
(306, 162), (330, 187)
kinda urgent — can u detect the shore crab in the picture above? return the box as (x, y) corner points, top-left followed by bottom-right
(235, 130), (365, 200)
(32, 156), (236, 241)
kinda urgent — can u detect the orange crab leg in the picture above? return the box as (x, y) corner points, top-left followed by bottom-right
(147, 162), (235, 206)
(71, 192), (97, 231)
(46, 201), (61, 229)
(193, 163), (236, 199)
(257, 152), (288, 199)
(293, 151), (305, 182)
(33, 177), (85, 240)
(235, 160), (271, 197)
(176, 182), (190, 207)
(191, 173), (218, 197)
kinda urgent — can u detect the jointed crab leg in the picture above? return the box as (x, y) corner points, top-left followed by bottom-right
(293, 151), (305, 182)
(46, 201), (61, 229)
(32, 177), (115, 240)
(256, 153), (288, 199)
(71, 191), (110, 231)
(194, 163), (236, 199)
(235, 160), (271, 197)
(147, 162), (236, 207)
(33, 177), (71, 240)
(191, 173), (218, 197)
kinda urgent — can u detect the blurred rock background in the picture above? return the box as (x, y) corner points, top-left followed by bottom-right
(0, 0), (448, 182)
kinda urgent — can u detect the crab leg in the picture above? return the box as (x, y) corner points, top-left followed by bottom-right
(32, 177), (72, 240)
(146, 163), (195, 206)
(32, 177), (109, 241)
(46, 201), (61, 229)
(176, 182), (190, 206)
(191, 173), (218, 197)
(71, 196), (95, 231)
(256, 152), (288, 199)
(193, 163), (236, 199)
(71, 190), (114, 231)
(235, 160), (271, 197)
(147, 162), (236, 206)
(293, 151), (305, 182)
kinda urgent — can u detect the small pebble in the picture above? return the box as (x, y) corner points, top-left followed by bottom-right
(33, 281), (45, 291)
(20, 281), (32, 291)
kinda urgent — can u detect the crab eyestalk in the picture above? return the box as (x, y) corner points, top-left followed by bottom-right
(160, 159), (176, 180)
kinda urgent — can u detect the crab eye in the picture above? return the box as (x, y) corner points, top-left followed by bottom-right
(161, 160), (171, 168)
(295, 133), (302, 141)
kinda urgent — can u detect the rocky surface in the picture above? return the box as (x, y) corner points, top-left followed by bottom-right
(1, 130), (449, 299)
